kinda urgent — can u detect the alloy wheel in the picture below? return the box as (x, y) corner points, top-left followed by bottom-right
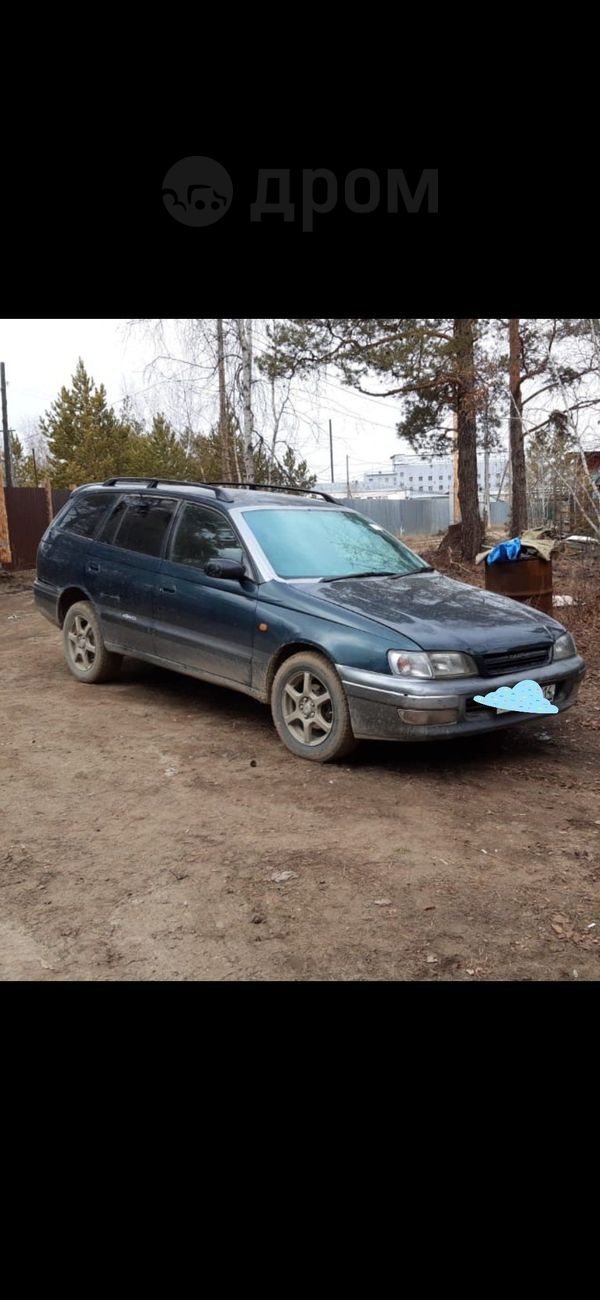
(281, 669), (334, 747)
(67, 615), (97, 672)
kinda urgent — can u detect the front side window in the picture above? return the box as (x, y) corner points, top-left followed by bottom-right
(59, 492), (118, 538)
(169, 503), (244, 569)
(242, 508), (430, 580)
(100, 495), (176, 557)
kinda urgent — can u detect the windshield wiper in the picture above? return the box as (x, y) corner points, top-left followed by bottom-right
(320, 566), (434, 583)
(321, 570), (403, 583)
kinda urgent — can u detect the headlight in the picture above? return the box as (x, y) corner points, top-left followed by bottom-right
(552, 632), (576, 661)
(388, 650), (477, 679)
(428, 652), (478, 677)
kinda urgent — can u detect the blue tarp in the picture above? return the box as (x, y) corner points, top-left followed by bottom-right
(485, 537), (522, 565)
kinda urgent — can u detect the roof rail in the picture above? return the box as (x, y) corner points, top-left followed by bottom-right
(102, 477), (234, 502)
(206, 481), (339, 504)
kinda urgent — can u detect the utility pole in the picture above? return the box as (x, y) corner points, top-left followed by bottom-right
(329, 419), (335, 484)
(1, 363), (12, 489)
(346, 454), (352, 499)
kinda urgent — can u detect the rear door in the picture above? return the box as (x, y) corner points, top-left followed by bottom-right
(86, 494), (178, 656)
(154, 501), (257, 685)
(38, 491), (120, 589)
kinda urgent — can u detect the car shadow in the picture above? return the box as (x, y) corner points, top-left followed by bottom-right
(356, 722), (566, 776)
(118, 656), (268, 723)
(117, 657), (568, 775)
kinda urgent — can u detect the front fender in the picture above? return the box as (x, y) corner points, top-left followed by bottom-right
(251, 600), (400, 698)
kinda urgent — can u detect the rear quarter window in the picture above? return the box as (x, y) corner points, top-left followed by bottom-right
(58, 493), (119, 539)
(99, 495), (177, 557)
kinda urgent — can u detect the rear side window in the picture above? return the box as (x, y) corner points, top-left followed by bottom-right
(100, 495), (177, 557)
(59, 492), (118, 538)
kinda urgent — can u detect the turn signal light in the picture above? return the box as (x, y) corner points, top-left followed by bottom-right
(398, 708), (458, 726)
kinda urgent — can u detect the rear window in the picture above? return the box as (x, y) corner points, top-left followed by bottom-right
(100, 495), (177, 557)
(59, 492), (118, 539)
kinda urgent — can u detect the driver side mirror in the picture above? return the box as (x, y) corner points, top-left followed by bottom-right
(204, 557), (247, 582)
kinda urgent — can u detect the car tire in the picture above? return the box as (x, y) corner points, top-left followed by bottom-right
(62, 600), (122, 684)
(271, 651), (358, 763)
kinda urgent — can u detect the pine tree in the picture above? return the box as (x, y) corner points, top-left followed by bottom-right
(187, 427), (231, 482)
(41, 359), (134, 487)
(263, 319), (487, 558)
(253, 441), (316, 489)
(186, 425), (316, 489)
(0, 434), (41, 486)
(130, 413), (191, 478)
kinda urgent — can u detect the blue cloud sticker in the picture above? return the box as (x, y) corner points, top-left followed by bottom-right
(473, 679), (559, 714)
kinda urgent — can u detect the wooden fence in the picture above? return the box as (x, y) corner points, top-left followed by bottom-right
(0, 485), (71, 569)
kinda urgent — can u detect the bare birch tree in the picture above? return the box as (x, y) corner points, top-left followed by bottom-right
(236, 319), (255, 482)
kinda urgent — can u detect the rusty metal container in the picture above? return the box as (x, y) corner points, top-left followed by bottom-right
(484, 555), (553, 614)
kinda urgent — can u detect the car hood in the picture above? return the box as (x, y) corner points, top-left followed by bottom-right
(299, 570), (563, 654)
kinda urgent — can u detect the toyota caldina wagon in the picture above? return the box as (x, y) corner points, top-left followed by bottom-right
(34, 479), (585, 762)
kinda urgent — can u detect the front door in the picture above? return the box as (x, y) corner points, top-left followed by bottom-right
(153, 501), (257, 685)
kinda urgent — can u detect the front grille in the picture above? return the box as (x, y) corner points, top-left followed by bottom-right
(480, 645), (551, 677)
(465, 697), (516, 716)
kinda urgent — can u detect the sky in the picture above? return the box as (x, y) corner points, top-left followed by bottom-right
(0, 318), (435, 482)
(3, 320), (598, 483)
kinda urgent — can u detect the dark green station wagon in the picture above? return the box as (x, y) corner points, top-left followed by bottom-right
(34, 478), (585, 762)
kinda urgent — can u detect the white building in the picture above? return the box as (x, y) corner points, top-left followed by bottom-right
(362, 453), (508, 496)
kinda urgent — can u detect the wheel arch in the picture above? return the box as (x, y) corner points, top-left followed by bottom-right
(57, 586), (92, 627)
(266, 640), (338, 697)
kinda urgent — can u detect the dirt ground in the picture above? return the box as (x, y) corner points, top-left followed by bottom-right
(1, 548), (599, 981)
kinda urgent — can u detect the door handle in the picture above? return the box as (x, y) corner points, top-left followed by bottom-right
(160, 584), (176, 594)
(87, 562), (100, 572)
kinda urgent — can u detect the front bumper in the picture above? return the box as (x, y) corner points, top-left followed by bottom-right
(337, 655), (586, 742)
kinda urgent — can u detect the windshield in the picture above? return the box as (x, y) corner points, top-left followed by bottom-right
(242, 508), (432, 579)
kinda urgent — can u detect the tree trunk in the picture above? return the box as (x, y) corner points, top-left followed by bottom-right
(232, 428), (242, 482)
(216, 318), (232, 481)
(454, 318), (483, 560)
(509, 318), (528, 535)
(238, 319), (255, 482)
